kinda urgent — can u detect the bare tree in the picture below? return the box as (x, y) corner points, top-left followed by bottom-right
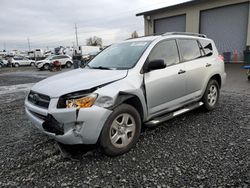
(86, 36), (102, 47)
(131, 31), (139, 38)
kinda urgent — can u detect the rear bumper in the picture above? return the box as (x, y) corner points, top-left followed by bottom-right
(25, 98), (112, 145)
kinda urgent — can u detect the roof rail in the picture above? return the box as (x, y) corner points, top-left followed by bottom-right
(126, 33), (160, 40)
(162, 32), (207, 38)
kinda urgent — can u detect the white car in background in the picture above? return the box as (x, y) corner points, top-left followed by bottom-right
(11, 56), (35, 67)
(36, 55), (73, 70)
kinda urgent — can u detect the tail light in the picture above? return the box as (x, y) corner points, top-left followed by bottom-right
(218, 55), (224, 61)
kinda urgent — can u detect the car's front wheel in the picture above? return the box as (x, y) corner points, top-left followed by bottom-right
(14, 63), (20, 68)
(202, 79), (220, 111)
(100, 104), (141, 156)
(66, 61), (72, 68)
(43, 63), (50, 70)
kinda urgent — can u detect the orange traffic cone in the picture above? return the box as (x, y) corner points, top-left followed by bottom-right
(233, 50), (238, 63)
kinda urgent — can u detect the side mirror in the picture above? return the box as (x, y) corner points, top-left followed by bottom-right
(147, 59), (166, 72)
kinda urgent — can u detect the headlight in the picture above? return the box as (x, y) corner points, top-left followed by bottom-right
(66, 93), (97, 109)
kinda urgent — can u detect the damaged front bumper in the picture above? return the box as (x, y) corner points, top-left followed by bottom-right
(25, 97), (112, 145)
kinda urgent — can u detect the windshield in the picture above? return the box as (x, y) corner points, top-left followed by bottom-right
(88, 41), (150, 69)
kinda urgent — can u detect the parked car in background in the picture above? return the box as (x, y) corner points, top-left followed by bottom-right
(11, 56), (35, 67)
(82, 51), (99, 63)
(36, 55), (73, 70)
(74, 45), (100, 56)
(0, 60), (5, 68)
(1, 59), (8, 66)
(25, 32), (226, 156)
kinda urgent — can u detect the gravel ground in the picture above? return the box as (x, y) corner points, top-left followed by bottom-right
(0, 65), (249, 187)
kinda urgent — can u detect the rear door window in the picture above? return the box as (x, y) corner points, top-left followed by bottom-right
(148, 40), (180, 66)
(178, 39), (201, 61)
(14, 57), (22, 60)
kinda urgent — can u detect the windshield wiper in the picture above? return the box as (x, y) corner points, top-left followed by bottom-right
(91, 66), (113, 70)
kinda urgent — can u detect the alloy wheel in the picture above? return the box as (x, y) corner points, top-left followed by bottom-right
(207, 85), (218, 106)
(110, 113), (136, 148)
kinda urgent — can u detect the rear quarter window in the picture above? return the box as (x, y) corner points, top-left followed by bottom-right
(199, 39), (213, 57)
(178, 39), (201, 61)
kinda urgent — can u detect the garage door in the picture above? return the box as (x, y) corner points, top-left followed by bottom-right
(200, 3), (249, 61)
(154, 15), (186, 35)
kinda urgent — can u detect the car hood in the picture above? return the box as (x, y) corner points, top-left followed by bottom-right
(31, 68), (128, 98)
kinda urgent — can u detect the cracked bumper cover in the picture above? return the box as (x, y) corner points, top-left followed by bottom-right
(25, 98), (112, 145)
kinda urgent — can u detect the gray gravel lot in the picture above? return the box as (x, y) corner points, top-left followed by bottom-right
(0, 65), (249, 187)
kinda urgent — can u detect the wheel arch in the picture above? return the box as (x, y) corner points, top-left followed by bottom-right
(210, 74), (222, 88)
(113, 92), (145, 121)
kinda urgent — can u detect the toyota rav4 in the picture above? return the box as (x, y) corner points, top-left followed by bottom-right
(25, 32), (226, 156)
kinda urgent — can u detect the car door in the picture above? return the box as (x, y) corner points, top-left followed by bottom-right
(51, 56), (58, 63)
(144, 39), (187, 116)
(15, 57), (22, 65)
(62, 55), (68, 65)
(23, 58), (30, 65)
(55, 56), (63, 65)
(177, 39), (208, 98)
(19, 57), (28, 65)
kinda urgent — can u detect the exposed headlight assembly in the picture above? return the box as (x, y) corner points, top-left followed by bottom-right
(66, 93), (98, 109)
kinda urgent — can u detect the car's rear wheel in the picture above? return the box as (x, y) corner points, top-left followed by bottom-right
(14, 63), (19, 68)
(100, 104), (141, 156)
(248, 75), (250, 81)
(202, 79), (220, 111)
(66, 61), (72, 68)
(30, 62), (35, 66)
(43, 63), (50, 70)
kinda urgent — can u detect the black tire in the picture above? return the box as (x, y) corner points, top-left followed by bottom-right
(100, 104), (141, 156)
(14, 63), (19, 68)
(43, 63), (50, 70)
(248, 75), (250, 81)
(66, 61), (72, 68)
(30, 62), (35, 66)
(202, 79), (220, 111)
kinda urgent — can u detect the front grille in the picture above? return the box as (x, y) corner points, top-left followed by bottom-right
(28, 91), (50, 109)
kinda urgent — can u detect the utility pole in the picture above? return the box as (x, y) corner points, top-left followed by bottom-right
(27, 37), (31, 51)
(75, 23), (79, 47)
(3, 42), (6, 51)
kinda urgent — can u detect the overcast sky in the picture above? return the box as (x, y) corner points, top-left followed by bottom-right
(0, 0), (189, 51)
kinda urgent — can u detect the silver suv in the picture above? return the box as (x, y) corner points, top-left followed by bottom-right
(25, 32), (226, 156)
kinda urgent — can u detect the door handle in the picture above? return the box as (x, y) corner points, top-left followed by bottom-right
(206, 63), (212, 67)
(178, 69), (186, 74)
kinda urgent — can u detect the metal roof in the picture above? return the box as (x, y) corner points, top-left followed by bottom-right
(136, 0), (207, 16)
